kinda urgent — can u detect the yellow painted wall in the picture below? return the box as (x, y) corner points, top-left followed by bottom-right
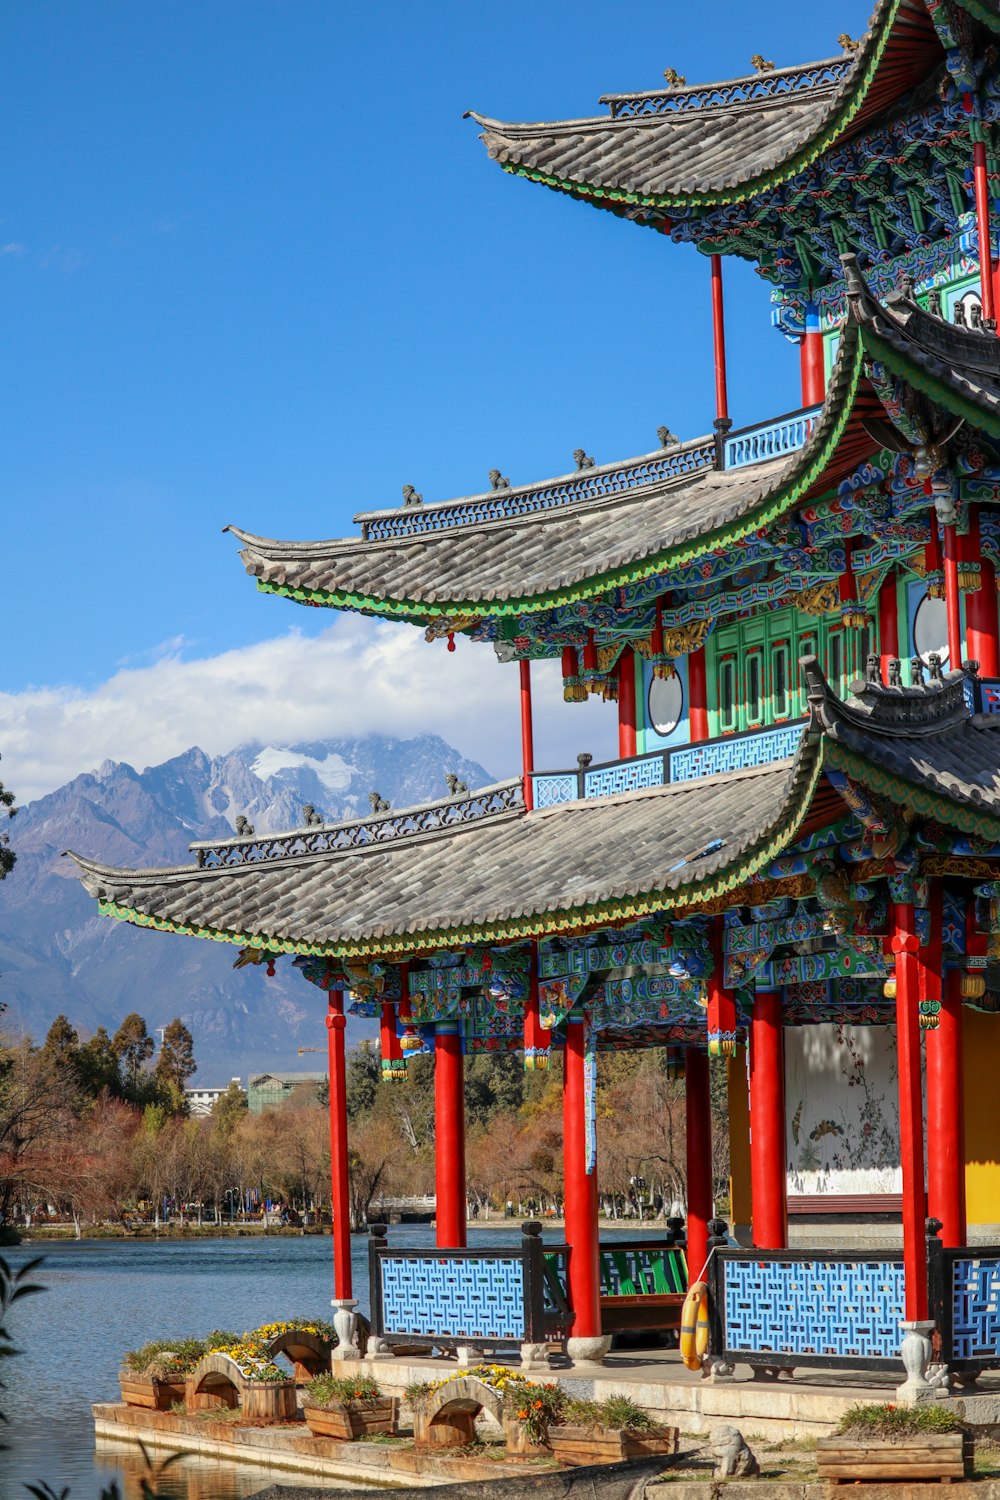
(728, 1044), (752, 1228)
(964, 1009), (1000, 1225)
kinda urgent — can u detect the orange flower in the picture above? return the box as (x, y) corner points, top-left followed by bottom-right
(517, 1409), (528, 1420)
(532, 1400), (543, 1410)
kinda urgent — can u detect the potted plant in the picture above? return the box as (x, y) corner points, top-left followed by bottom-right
(505, 1388), (677, 1465)
(502, 1381), (566, 1457)
(119, 1337), (207, 1410)
(303, 1373), (397, 1440)
(817, 1402), (971, 1482)
(203, 1337), (298, 1422)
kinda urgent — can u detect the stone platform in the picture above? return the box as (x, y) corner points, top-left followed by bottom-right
(361, 1350), (1000, 1443)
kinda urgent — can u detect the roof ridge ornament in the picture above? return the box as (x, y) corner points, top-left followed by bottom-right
(801, 652), (977, 741)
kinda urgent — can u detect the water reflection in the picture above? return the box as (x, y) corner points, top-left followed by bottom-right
(94, 1439), (355, 1498)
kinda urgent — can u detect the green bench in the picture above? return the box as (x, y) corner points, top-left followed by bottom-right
(598, 1240), (688, 1342)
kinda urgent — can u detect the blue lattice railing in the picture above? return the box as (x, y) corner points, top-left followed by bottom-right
(530, 722), (805, 809)
(714, 1251), (906, 1371)
(368, 1222), (570, 1350)
(723, 406), (822, 470)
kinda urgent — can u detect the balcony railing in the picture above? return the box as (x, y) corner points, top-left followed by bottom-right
(531, 721), (806, 810)
(723, 405), (822, 470)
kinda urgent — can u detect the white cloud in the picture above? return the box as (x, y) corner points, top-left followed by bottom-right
(0, 617), (619, 804)
(1, 242), (25, 257)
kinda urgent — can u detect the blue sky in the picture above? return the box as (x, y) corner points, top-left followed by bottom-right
(2, 0), (874, 799)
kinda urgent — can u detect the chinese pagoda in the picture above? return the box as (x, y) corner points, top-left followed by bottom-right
(72, 0), (1000, 1393)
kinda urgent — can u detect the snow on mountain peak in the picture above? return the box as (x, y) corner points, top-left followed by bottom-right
(250, 746), (352, 792)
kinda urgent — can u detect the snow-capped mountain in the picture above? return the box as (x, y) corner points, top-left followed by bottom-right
(0, 735), (492, 1078)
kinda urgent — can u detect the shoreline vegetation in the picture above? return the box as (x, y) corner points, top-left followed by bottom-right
(15, 1215), (667, 1242)
(1, 1010), (731, 1240)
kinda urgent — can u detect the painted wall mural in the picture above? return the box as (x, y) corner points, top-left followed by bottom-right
(784, 1024), (901, 1196)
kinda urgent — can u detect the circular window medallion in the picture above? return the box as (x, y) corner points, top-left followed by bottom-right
(648, 672), (684, 738)
(913, 591), (949, 667)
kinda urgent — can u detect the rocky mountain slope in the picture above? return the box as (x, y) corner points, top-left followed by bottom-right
(0, 736), (491, 1079)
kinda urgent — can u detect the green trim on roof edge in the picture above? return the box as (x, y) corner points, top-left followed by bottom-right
(254, 339), (866, 624)
(95, 754), (825, 960)
(497, 0), (908, 213)
(859, 326), (1000, 441)
(825, 741), (1000, 843)
(958, 0), (1000, 34)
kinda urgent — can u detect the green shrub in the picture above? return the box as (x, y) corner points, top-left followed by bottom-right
(305, 1372), (384, 1409)
(836, 1403), (961, 1441)
(122, 1337), (206, 1376)
(503, 1381), (567, 1442)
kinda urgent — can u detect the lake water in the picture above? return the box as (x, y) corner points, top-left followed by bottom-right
(0, 1225), (472, 1500)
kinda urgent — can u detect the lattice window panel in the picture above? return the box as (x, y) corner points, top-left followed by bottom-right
(980, 683), (1000, 716)
(951, 1258), (1000, 1358)
(669, 725), (802, 784)
(723, 1258), (904, 1359)
(583, 757), (666, 799)
(532, 774), (577, 808)
(379, 1255), (524, 1340)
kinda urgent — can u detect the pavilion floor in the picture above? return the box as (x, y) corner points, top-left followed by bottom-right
(362, 1349), (1000, 1441)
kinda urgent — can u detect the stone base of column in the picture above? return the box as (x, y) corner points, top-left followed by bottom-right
(566, 1334), (611, 1367)
(896, 1320), (951, 1405)
(331, 1297), (361, 1361)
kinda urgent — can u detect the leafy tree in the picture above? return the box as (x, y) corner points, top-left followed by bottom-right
(346, 1040), (379, 1120)
(154, 1019), (196, 1111)
(113, 1012), (154, 1097)
(465, 1051), (523, 1124)
(76, 1026), (121, 1097)
(0, 758), (16, 884)
(211, 1080), (248, 1138)
(39, 1015), (81, 1074)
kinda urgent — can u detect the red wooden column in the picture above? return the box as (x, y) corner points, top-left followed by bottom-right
(878, 572), (899, 683)
(965, 507), (1000, 676)
(749, 987), (787, 1249)
(618, 646), (637, 759)
(927, 968), (967, 1248)
(799, 302), (825, 407)
(434, 1021), (467, 1248)
(973, 130), (997, 328)
(710, 254), (729, 423)
(688, 648), (709, 742)
(685, 1046), (713, 1284)
(563, 1013), (602, 1352)
(326, 991), (353, 1301)
(943, 523), (963, 669)
(520, 659), (535, 811)
(892, 902), (929, 1319)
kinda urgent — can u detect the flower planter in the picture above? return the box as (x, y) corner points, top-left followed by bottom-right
(303, 1397), (398, 1440)
(118, 1371), (187, 1411)
(242, 1379), (299, 1423)
(503, 1415), (551, 1457)
(816, 1432), (971, 1482)
(546, 1423), (678, 1467)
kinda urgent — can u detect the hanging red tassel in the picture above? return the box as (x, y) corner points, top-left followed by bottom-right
(705, 919), (736, 1056)
(838, 539), (868, 630)
(562, 645), (586, 702)
(925, 508), (945, 599)
(380, 998), (406, 1083)
(582, 627), (601, 695)
(265, 958), (276, 978)
(447, 631), (456, 653)
(523, 940), (549, 1071)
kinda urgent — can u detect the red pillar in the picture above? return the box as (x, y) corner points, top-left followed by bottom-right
(892, 902), (928, 1319)
(563, 1014), (601, 1341)
(799, 303), (825, 407)
(943, 524), (963, 668)
(434, 1022), (466, 1248)
(749, 988), (787, 1249)
(927, 969), (967, 1248)
(685, 1046), (713, 1286)
(689, 648), (709, 743)
(973, 137), (997, 328)
(326, 990), (353, 1300)
(965, 507), (1000, 676)
(519, 659), (535, 811)
(710, 255), (729, 423)
(618, 646), (637, 759)
(878, 572), (899, 684)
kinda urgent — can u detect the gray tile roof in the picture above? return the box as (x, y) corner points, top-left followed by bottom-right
(69, 755), (810, 954)
(466, 0), (939, 204)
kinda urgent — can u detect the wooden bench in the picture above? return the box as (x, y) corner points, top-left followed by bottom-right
(598, 1240), (688, 1343)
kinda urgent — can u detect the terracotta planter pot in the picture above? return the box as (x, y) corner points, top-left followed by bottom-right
(242, 1379), (299, 1423)
(816, 1432), (971, 1482)
(303, 1397), (398, 1440)
(118, 1372), (187, 1411)
(546, 1423), (678, 1467)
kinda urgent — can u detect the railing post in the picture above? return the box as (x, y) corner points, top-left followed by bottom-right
(576, 752), (592, 800)
(520, 1220), (548, 1367)
(925, 1216), (948, 1368)
(705, 1218), (732, 1379)
(367, 1222), (390, 1359)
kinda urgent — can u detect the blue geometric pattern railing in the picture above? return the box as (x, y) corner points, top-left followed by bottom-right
(668, 724), (803, 783)
(379, 1254), (525, 1341)
(604, 59), (850, 119)
(951, 1257), (1000, 1359)
(357, 441), (715, 541)
(972, 678), (1000, 716)
(530, 724), (804, 809)
(722, 1257), (905, 1361)
(723, 406), (821, 471)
